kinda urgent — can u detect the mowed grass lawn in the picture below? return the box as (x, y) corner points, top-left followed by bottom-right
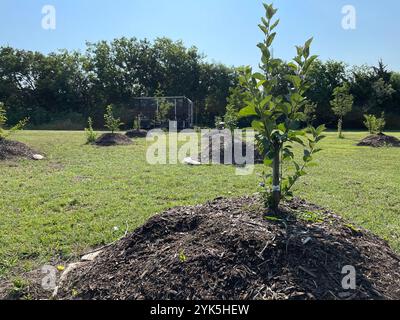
(1, 130), (400, 280)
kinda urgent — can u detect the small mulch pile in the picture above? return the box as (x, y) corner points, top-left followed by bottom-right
(0, 138), (38, 160)
(56, 196), (400, 300)
(125, 129), (148, 138)
(357, 133), (400, 147)
(95, 133), (133, 146)
(197, 131), (263, 165)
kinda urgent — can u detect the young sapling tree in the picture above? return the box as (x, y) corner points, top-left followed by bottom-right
(375, 112), (386, 134)
(85, 117), (97, 144)
(363, 114), (376, 134)
(104, 105), (123, 133)
(154, 90), (173, 127)
(330, 84), (354, 138)
(239, 3), (326, 212)
(363, 112), (385, 134)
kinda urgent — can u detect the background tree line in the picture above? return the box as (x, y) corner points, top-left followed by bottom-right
(0, 37), (399, 129)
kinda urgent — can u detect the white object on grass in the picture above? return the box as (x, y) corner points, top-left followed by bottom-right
(33, 154), (44, 160)
(183, 157), (201, 166)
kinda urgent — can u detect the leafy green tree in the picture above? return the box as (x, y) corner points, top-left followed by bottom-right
(239, 3), (325, 212)
(305, 60), (348, 125)
(104, 105), (123, 133)
(330, 84), (354, 138)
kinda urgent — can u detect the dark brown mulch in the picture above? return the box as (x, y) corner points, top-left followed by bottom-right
(125, 129), (148, 138)
(0, 138), (37, 160)
(95, 133), (133, 146)
(57, 196), (400, 300)
(198, 131), (263, 165)
(0, 268), (56, 300)
(357, 133), (400, 147)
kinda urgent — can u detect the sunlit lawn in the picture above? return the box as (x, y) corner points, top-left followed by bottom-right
(1, 130), (399, 280)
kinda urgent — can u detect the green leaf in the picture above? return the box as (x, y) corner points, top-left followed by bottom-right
(270, 19), (280, 31)
(266, 33), (277, 47)
(316, 124), (326, 135)
(253, 72), (266, 81)
(251, 120), (264, 131)
(287, 62), (298, 71)
(286, 75), (301, 88)
(260, 96), (272, 109)
(265, 4), (277, 20)
(263, 158), (273, 166)
(277, 123), (286, 132)
(258, 24), (268, 34)
(304, 37), (313, 49)
(239, 105), (257, 117)
(303, 55), (318, 72)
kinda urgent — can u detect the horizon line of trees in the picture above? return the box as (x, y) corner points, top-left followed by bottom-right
(0, 37), (399, 130)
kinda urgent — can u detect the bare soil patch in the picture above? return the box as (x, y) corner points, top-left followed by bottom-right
(56, 196), (400, 300)
(0, 139), (38, 160)
(125, 129), (148, 138)
(95, 133), (133, 146)
(357, 133), (400, 147)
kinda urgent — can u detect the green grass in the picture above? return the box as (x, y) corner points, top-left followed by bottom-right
(1, 130), (400, 280)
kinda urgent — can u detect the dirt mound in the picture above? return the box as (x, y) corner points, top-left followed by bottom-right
(357, 133), (400, 147)
(198, 131), (263, 164)
(125, 129), (148, 138)
(57, 196), (400, 300)
(95, 133), (133, 146)
(0, 139), (38, 160)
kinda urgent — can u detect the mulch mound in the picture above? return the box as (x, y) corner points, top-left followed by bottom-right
(57, 196), (400, 300)
(0, 138), (37, 160)
(125, 129), (148, 138)
(198, 131), (263, 165)
(95, 133), (133, 146)
(357, 133), (400, 147)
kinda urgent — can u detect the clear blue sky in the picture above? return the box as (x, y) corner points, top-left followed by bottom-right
(0, 0), (399, 71)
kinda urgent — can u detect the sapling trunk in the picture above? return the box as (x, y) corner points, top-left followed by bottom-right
(338, 117), (343, 138)
(271, 150), (281, 211)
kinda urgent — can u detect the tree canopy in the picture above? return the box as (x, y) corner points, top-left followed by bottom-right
(0, 38), (399, 130)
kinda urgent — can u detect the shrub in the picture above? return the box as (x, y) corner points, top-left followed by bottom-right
(239, 3), (325, 212)
(84, 117), (97, 144)
(364, 112), (386, 134)
(0, 102), (29, 140)
(104, 105), (123, 133)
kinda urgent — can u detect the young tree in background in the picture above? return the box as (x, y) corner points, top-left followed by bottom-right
(330, 84), (354, 138)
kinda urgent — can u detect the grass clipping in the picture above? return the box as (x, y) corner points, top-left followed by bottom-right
(56, 196), (400, 300)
